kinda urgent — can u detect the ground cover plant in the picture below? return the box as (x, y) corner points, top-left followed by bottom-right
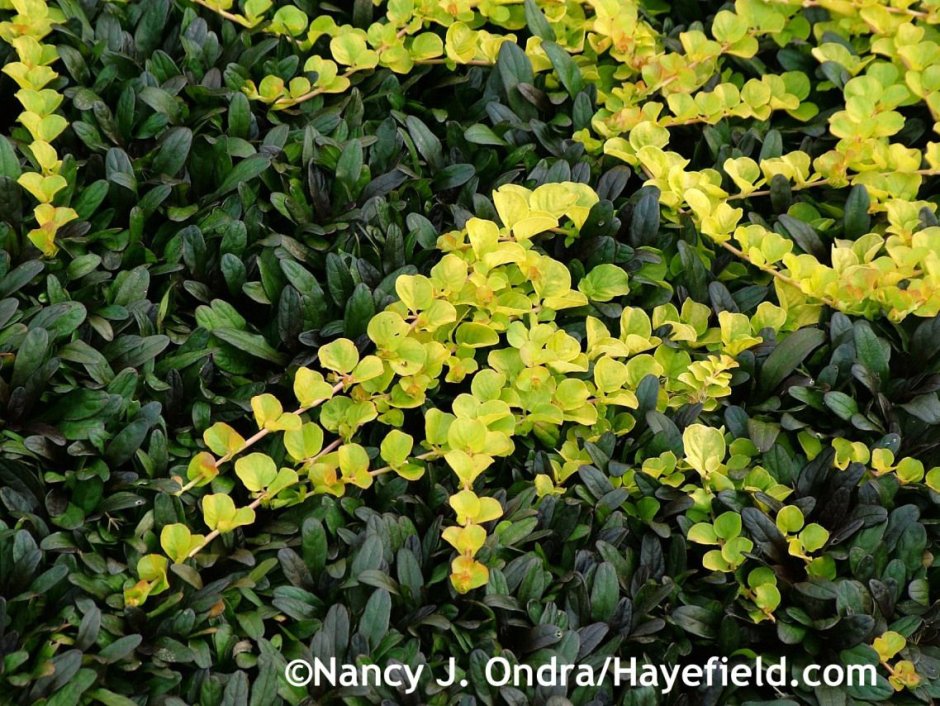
(2, 0), (940, 704)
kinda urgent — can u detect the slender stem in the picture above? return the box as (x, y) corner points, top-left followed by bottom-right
(368, 450), (440, 477)
(185, 492), (264, 560)
(190, 0), (253, 27)
(662, 100), (793, 129)
(694, 164), (940, 312)
(185, 444), (435, 561)
(298, 380), (347, 415)
(175, 425), (273, 495)
(418, 58), (492, 66)
(794, 0), (928, 19)
(231, 379), (345, 452)
(305, 438), (342, 468)
(185, 437), (344, 561)
(186, 0), (499, 113)
(714, 238), (839, 309)
(273, 56), (493, 109)
(727, 169), (940, 202)
(727, 179), (828, 202)
(176, 380), (346, 496)
(176, 476), (204, 496)
(273, 68), (360, 109)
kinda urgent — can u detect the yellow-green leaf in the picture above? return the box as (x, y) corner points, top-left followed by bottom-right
(137, 554), (168, 584)
(450, 490), (502, 524)
(775, 505), (805, 534)
(687, 522), (719, 545)
(713, 511), (741, 540)
(442, 524), (486, 555)
(451, 555), (488, 593)
(160, 523), (205, 563)
(578, 264), (630, 302)
(338, 442), (372, 488)
(396, 274), (434, 311)
(186, 452), (218, 487)
(267, 467), (299, 497)
(411, 32), (444, 61)
(873, 631), (906, 662)
(251, 393), (283, 430)
(798, 523), (828, 552)
(294, 367), (335, 407)
(682, 424), (726, 475)
(318, 338), (360, 374)
(352, 355), (384, 383)
(380, 429), (413, 468)
(283, 422), (324, 461)
(270, 5), (308, 36)
(203, 422), (245, 457)
(235, 452), (278, 492)
(330, 31), (379, 69)
(202, 494), (255, 533)
(17, 171), (66, 203)
(455, 322), (499, 348)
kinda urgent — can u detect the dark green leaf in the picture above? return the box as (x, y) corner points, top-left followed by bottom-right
(843, 184), (870, 239)
(0, 135), (21, 179)
(778, 214), (825, 259)
(212, 328), (286, 364)
(672, 605), (718, 639)
(524, 0), (555, 41)
(359, 589), (391, 648)
(214, 154), (272, 198)
(405, 116), (443, 171)
(852, 321), (889, 381)
(98, 635), (143, 664)
(759, 328), (826, 397)
(432, 163), (475, 190)
(344, 283), (375, 338)
(543, 41), (584, 98)
(0, 260), (44, 298)
(152, 127), (192, 177)
(590, 562), (618, 622)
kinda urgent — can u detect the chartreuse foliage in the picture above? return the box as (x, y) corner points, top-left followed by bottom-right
(582, 0), (940, 322)
(874, 631), (922, 692)
(129, 180), (752, 599)
(128, 180), (939, 677)
(0, 0), (75, 256)
(193, 0), (940, 324)
(5, 0), (940, 703)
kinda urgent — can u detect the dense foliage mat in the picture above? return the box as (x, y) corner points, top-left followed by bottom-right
(2, 0), (940, 704)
